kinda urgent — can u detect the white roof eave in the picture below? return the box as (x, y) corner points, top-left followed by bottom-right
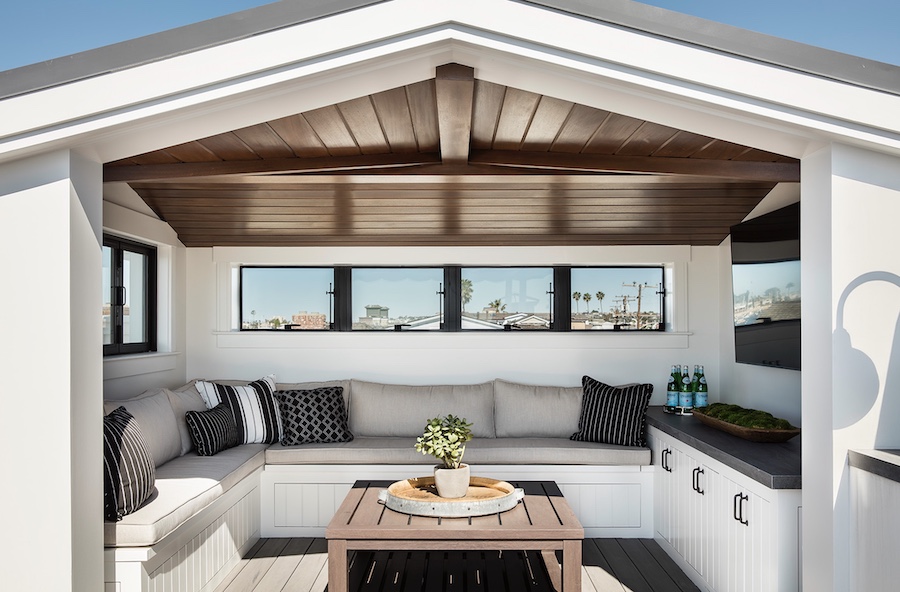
(0, 0), (898, 165)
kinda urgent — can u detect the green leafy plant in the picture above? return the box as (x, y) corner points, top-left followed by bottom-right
(414, 414), (474, 469)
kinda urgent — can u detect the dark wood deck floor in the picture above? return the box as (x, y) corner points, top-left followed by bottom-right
(213, 538), (699, 592)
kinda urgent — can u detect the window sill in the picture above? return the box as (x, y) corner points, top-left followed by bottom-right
(212, 331), (691, 349)
(103, 351), (180, 380)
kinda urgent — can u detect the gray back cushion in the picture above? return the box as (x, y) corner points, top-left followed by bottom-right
(493, 379), (583, 438)
(349, 380), (495, 438)
(104, 388), (182, 468)
(277, 380), (351, 410)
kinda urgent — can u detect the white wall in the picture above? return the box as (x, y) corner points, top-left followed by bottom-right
(0, 151), (103, 592)
(182, 244), (724, 404)
(801, 144), (900, 592)
(102, 198), (188, 399)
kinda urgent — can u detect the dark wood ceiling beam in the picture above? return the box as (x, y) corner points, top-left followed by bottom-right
(435, 63), (475, 165)
(103, 153), (442, 182)
(469, 150), (799, 182)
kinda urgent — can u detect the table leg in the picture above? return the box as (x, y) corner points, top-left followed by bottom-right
(562, 540), (582, 591)
(328, 539), (348, 592)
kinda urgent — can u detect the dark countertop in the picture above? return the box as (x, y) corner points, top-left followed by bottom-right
(645, 406), (802, 490)
(848, 449), (900, 484)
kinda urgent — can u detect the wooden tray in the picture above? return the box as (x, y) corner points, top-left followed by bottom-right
(378, 476), (524, 517)
(693, 409), (800, 443)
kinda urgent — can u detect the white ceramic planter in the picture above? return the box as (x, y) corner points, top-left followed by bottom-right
(433, 463), (470, 498)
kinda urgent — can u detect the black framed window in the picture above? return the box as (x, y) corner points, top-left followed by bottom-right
(238, 265), (666, 332)
(350, 268), (444, 330)
(103, 235), (157, 355)
(240, 267), (334, 330)
(570, 266), (665, 330)
(461, 267), (553, 330)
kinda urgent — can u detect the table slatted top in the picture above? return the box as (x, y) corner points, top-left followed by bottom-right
(326, 480), (584, 541)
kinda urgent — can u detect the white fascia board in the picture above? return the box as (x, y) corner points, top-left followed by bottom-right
(0, 0), (897, 164)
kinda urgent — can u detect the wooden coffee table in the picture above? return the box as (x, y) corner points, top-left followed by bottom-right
(326, 480), (583, 591)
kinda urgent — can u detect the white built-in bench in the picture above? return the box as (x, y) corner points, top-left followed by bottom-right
(104, 377), (654, 592)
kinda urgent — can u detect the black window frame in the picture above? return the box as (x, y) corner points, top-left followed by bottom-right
(103, 235), (158, 356)
(239, 266), (336, 331)
(569, 265), (667, 331)
(237, 264), (667, 333)
(459, 266), (556, 332)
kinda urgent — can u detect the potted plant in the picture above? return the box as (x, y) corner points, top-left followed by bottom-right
(414, 414), (473, 498)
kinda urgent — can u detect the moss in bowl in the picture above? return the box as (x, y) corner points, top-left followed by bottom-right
(699, 403), (797, 430)
(693, 403), (799, 442)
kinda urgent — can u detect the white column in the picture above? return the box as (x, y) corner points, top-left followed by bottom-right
(0, 151), (103, 591)
(801, 144), (900, 591)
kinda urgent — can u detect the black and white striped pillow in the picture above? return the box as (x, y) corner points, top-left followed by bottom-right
(196, 376), (282, 444)
(103, 406), (156, 522)
(570, 376), (653, 447)
(185, 404), (239, 456)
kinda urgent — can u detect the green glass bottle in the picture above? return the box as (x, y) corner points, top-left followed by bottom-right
(665, 365), (680, 413)
(678, 364), (693, 413)
(694, 365), (708, 408)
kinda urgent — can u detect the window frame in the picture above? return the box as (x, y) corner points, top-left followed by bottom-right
(236, 264), (668, 333)
(569, 265), (667, 332)
(239, 265), (336, 331)
(103, 235), (158, 356)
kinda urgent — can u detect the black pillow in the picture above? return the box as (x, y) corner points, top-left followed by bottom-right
(185, 403), (240, 456)
(275, 387), (353, 446)
(195, 376), (282, 445)
(103, 406), (156, 522)
(570, 376), (653, 447)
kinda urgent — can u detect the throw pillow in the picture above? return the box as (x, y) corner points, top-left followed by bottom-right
(570, 376), (653, 447)
(103, 406), (156, 522)
(275, 387), (354, 446)
(185, 403), (239, 456)
(195, 375), (282, 444)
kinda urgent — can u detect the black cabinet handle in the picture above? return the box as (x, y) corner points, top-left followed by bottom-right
(692, 467), (705, 495)
(733, 492), (748, 525)
(662, 448), (672, 473)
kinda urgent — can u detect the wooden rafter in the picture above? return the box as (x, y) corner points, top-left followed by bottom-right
(469, 150), (800, 182)
(435, 63), (475, 164)
(104, 153), (442, 183)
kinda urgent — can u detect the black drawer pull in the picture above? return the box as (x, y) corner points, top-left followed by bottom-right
(733, 492), (748, 525)
(661, 448), (672, 473)
(692, 467), (705, 495)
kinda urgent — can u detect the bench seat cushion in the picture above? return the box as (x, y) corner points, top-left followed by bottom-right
(104, 444), (267, 547)
(265, 437), (649, 466)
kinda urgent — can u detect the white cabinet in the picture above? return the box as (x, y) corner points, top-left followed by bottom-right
(648, 426), (798, 592)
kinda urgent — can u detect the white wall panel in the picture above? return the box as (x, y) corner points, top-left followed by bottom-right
(185, 245), (718, 406)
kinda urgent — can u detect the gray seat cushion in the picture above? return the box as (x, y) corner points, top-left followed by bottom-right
(349, 380), (495, 438)
(104, 444), (267, 547)
(265, 437), (649, 466)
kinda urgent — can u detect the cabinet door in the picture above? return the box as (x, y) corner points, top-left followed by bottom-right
(683, 457), (720, 587)
(649, 432), (674, 544)
(718, 476), (772, 592)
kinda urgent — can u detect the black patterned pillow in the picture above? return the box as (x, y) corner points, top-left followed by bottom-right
(275, 387), (353, 445)
(195, 376), (282, 444)
(185, 404), (239, 456)
(103, 406), (156, 522)
(570, 376), (653, 447)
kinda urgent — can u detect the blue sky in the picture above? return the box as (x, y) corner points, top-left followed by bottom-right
(1, 0), (898, 72)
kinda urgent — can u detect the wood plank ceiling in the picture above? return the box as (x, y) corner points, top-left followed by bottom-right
(105, 63), (799, 247)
